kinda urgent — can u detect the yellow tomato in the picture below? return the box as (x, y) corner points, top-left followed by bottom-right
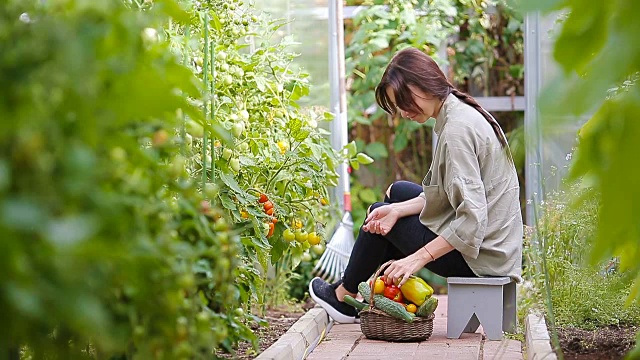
(277, 141), (288, 154)
(307, 232), (321, 246)
(374, 278), (385, 295)
(406, 303), (417, 314)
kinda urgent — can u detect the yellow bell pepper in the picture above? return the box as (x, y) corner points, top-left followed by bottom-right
(400, 275), (434, 306)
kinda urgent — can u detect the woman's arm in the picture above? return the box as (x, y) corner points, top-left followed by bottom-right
(363, 195), (425, 235)
(383, 235), (455, 286)
(388, 195), (425, 217)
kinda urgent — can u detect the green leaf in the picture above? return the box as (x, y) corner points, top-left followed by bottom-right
(356, 153), (374, 165)
(358, 188), (378, 204)
(553, 2), (611, 74)
(346, 141), (358, 157)
(323, 111), (335, 120)
(157, 0), (191, 25)
(219, 194), (237, 210)
(368, 37), (390, 51)
(219, 171), (244, 195)
(210, 13), (222, 31)
(364, 142), (389, 159)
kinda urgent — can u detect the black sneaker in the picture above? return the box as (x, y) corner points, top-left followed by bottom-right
(309, 277), (358, 324)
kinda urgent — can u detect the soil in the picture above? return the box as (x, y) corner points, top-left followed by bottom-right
(215, 298), (315, 359)
(557, 325), (638, 360)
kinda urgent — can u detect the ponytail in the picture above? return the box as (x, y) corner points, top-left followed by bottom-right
(450, 88), (510, 151)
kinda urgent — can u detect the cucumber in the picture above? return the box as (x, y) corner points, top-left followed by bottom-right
(343, 294), (368, 312)
(416, 296), (438, 317)
(358, 281), (373, 302)
(358, 282), (415, 323)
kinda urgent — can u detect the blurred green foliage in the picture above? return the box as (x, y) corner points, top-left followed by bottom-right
(0, 0), (251, 357)
(524, 1), (640, 292)
(521, 0), (640, 356)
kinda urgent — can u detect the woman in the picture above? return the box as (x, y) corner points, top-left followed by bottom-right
(309, 48), (523, 324)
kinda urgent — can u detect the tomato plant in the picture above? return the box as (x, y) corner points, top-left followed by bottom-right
(0, 0), (252, 357)
(164, 0), (377, 316)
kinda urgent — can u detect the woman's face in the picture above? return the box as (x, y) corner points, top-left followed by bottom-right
(385, 85), (441, 123)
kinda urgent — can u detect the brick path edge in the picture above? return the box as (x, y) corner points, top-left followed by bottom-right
(255, 307), (333, 360)
(525, 313), (558, 360)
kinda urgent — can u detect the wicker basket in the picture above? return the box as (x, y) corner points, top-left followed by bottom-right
(359, 260), (435, 342)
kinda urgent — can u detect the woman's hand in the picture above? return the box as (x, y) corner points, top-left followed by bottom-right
(383, 250), (432, 287)
(362, 205), (399, 235)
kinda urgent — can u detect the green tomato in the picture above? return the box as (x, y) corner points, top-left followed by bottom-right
(110, 147), (127, 162)
(301, 252), (312, 262)
(237, 142), (249, 152)
(204, 182), (219, 198)
(311, 244), (325, 256)
(239, 110), (250, 121)
(223, 75), (233, 86)
(222, 148), (233, 161)
(215, 51), (228, 61)
(213, 217), (228, 231)
(283, 229), (296, 242)
(196, 311), (210, 324)
(133, 325), (146, 340)
(178, 274), (195, 289)
(295, 230), (308, 243)
(232, 122), (244, 137)
(186, 120), (204, 138)
(230, 158), (240, 172)
(169, 155), (186, 178)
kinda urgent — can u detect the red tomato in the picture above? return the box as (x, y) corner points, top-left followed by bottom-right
(258, 194), (268, 203)
(383, 285), (404, 303)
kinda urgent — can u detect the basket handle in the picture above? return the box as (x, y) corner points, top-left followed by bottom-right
(368, 259), (395, 309)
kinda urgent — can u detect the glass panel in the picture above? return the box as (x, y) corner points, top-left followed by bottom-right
(255, 0), (330, 108)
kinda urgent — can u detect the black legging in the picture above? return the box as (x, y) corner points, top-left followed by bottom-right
(341, 181), (477, 294)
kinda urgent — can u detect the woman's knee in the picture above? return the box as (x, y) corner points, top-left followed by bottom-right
(386, 181), (410, 200)
(386, 180), (422, 202)
(386, 183), (394, 198)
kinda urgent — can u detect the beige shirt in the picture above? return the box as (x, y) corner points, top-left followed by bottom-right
(419, 94), (523, 282)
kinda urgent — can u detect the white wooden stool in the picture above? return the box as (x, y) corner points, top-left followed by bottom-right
(446, 277), (516, 341)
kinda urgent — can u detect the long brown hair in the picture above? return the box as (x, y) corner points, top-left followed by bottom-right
(375, 48), (509, 149)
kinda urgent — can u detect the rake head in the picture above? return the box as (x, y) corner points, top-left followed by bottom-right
(313, 212), (355, 284)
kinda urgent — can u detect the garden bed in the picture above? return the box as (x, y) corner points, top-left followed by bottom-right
(557, 325), (637, 360)
(216, 299), (315, 359)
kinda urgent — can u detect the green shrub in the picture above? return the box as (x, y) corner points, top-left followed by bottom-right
(524, 184), (640, 329)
